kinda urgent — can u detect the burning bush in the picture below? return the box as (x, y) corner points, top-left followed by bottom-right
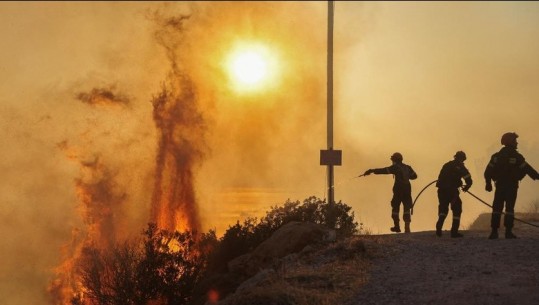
(71, 224), (215, 305)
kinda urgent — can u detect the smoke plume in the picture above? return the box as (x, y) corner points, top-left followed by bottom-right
(76, 86), (130, 107)
(48, 6), (211, 304)
(150, 78), (206, 233)
(3, 2), (539, 304)
(48, 86), (134, 304)
(148, 12), (207, 233)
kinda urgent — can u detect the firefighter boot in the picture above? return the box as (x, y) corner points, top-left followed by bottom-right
(488, 228), (498, 240)
(490, 213), (501, 239)
(450, 219), (463, 238)
(390, 220), (401, 233)
(451, 231), (463, 238)
(404, 222), (411, 233)
(505, 228), (518, 239)
(435, 216), (445, 237)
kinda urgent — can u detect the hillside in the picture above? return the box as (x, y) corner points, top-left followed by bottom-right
(347, 222), (539, 305)
(217, 214), (539, 305)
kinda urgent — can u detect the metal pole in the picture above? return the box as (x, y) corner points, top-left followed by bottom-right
(327, 1), (334, 205)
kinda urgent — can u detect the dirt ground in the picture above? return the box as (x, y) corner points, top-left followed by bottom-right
(347, 220), (539, 305)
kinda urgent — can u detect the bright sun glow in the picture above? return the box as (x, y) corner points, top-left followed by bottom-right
(226, 43), (279, 93)
(231, 51), (267, 85)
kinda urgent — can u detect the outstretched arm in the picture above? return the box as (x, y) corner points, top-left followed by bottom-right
(364, 167), (392, 176)
(372, 167), (393, 175)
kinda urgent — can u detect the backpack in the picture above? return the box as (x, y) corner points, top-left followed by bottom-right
(490, 151), (525, 182)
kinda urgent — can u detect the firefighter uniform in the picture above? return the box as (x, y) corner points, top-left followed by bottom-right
(484, 133), (539, 239)
(364, 153), (418, 233)
(435, 151), (472, 238)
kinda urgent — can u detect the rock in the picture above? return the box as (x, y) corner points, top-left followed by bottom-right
(252, 221), (332, 259)
(228, 221), (332, 277)
(227, 253), (251, 275)
(235, 269), (276, 293)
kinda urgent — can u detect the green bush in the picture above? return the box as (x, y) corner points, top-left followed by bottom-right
(207, 196), (358, 273)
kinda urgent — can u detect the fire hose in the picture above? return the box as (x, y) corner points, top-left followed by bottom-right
(411, 180), (438, 215)
(412, 179), (539, 228)
(465, 189), (539, 228)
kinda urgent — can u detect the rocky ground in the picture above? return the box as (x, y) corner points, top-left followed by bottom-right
(215, 214), (539, 305)
(347, 216), (539, 305)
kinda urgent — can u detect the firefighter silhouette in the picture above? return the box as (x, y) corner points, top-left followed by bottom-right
(364, 152), (418, 233)
(484, 132), (539, 239)
(435, 151), (472, 238)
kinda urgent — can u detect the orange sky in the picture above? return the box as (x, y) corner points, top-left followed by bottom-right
(2, 2), (539, 304)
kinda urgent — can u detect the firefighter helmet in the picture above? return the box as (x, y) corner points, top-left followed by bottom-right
(454, 151), (466, 162)
(501, 132), (518, 147)
(390, 152), (403, 163)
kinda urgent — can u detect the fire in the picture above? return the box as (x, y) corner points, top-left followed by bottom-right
(49, 7), (209, 305)
(150, 75), (206, 233)
(50, 79), (207, 303)
(48, 151), (127, 305)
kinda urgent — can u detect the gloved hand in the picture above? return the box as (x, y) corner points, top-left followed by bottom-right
(364, 169), (373, 176)
(462, 185), (470, 192)
(485, 182), (492, 192)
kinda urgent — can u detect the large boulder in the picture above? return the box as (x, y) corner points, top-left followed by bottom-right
(467, 213), (491, 231)
(228, 221), (333, 276)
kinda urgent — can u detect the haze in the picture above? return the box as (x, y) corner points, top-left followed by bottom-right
(1, 2), (539, 304)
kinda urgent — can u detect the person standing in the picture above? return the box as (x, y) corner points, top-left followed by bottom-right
(435, 151), (473, 238)
(364, 152), (418, 233)
(484, 132), (539, 239)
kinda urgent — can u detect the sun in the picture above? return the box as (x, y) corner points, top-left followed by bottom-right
(225, 42), (279, 93)
(230, 51), (267, 85)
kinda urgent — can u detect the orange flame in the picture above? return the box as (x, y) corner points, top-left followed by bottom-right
(50, 13), (206, 304)
(49, 146), (126, 305)
(150, 74), (206, 233)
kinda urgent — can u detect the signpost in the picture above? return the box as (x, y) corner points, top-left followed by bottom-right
(320, 1), (342, 227)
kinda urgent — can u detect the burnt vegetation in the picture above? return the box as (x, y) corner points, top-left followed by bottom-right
(72, 196), (359, 305)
